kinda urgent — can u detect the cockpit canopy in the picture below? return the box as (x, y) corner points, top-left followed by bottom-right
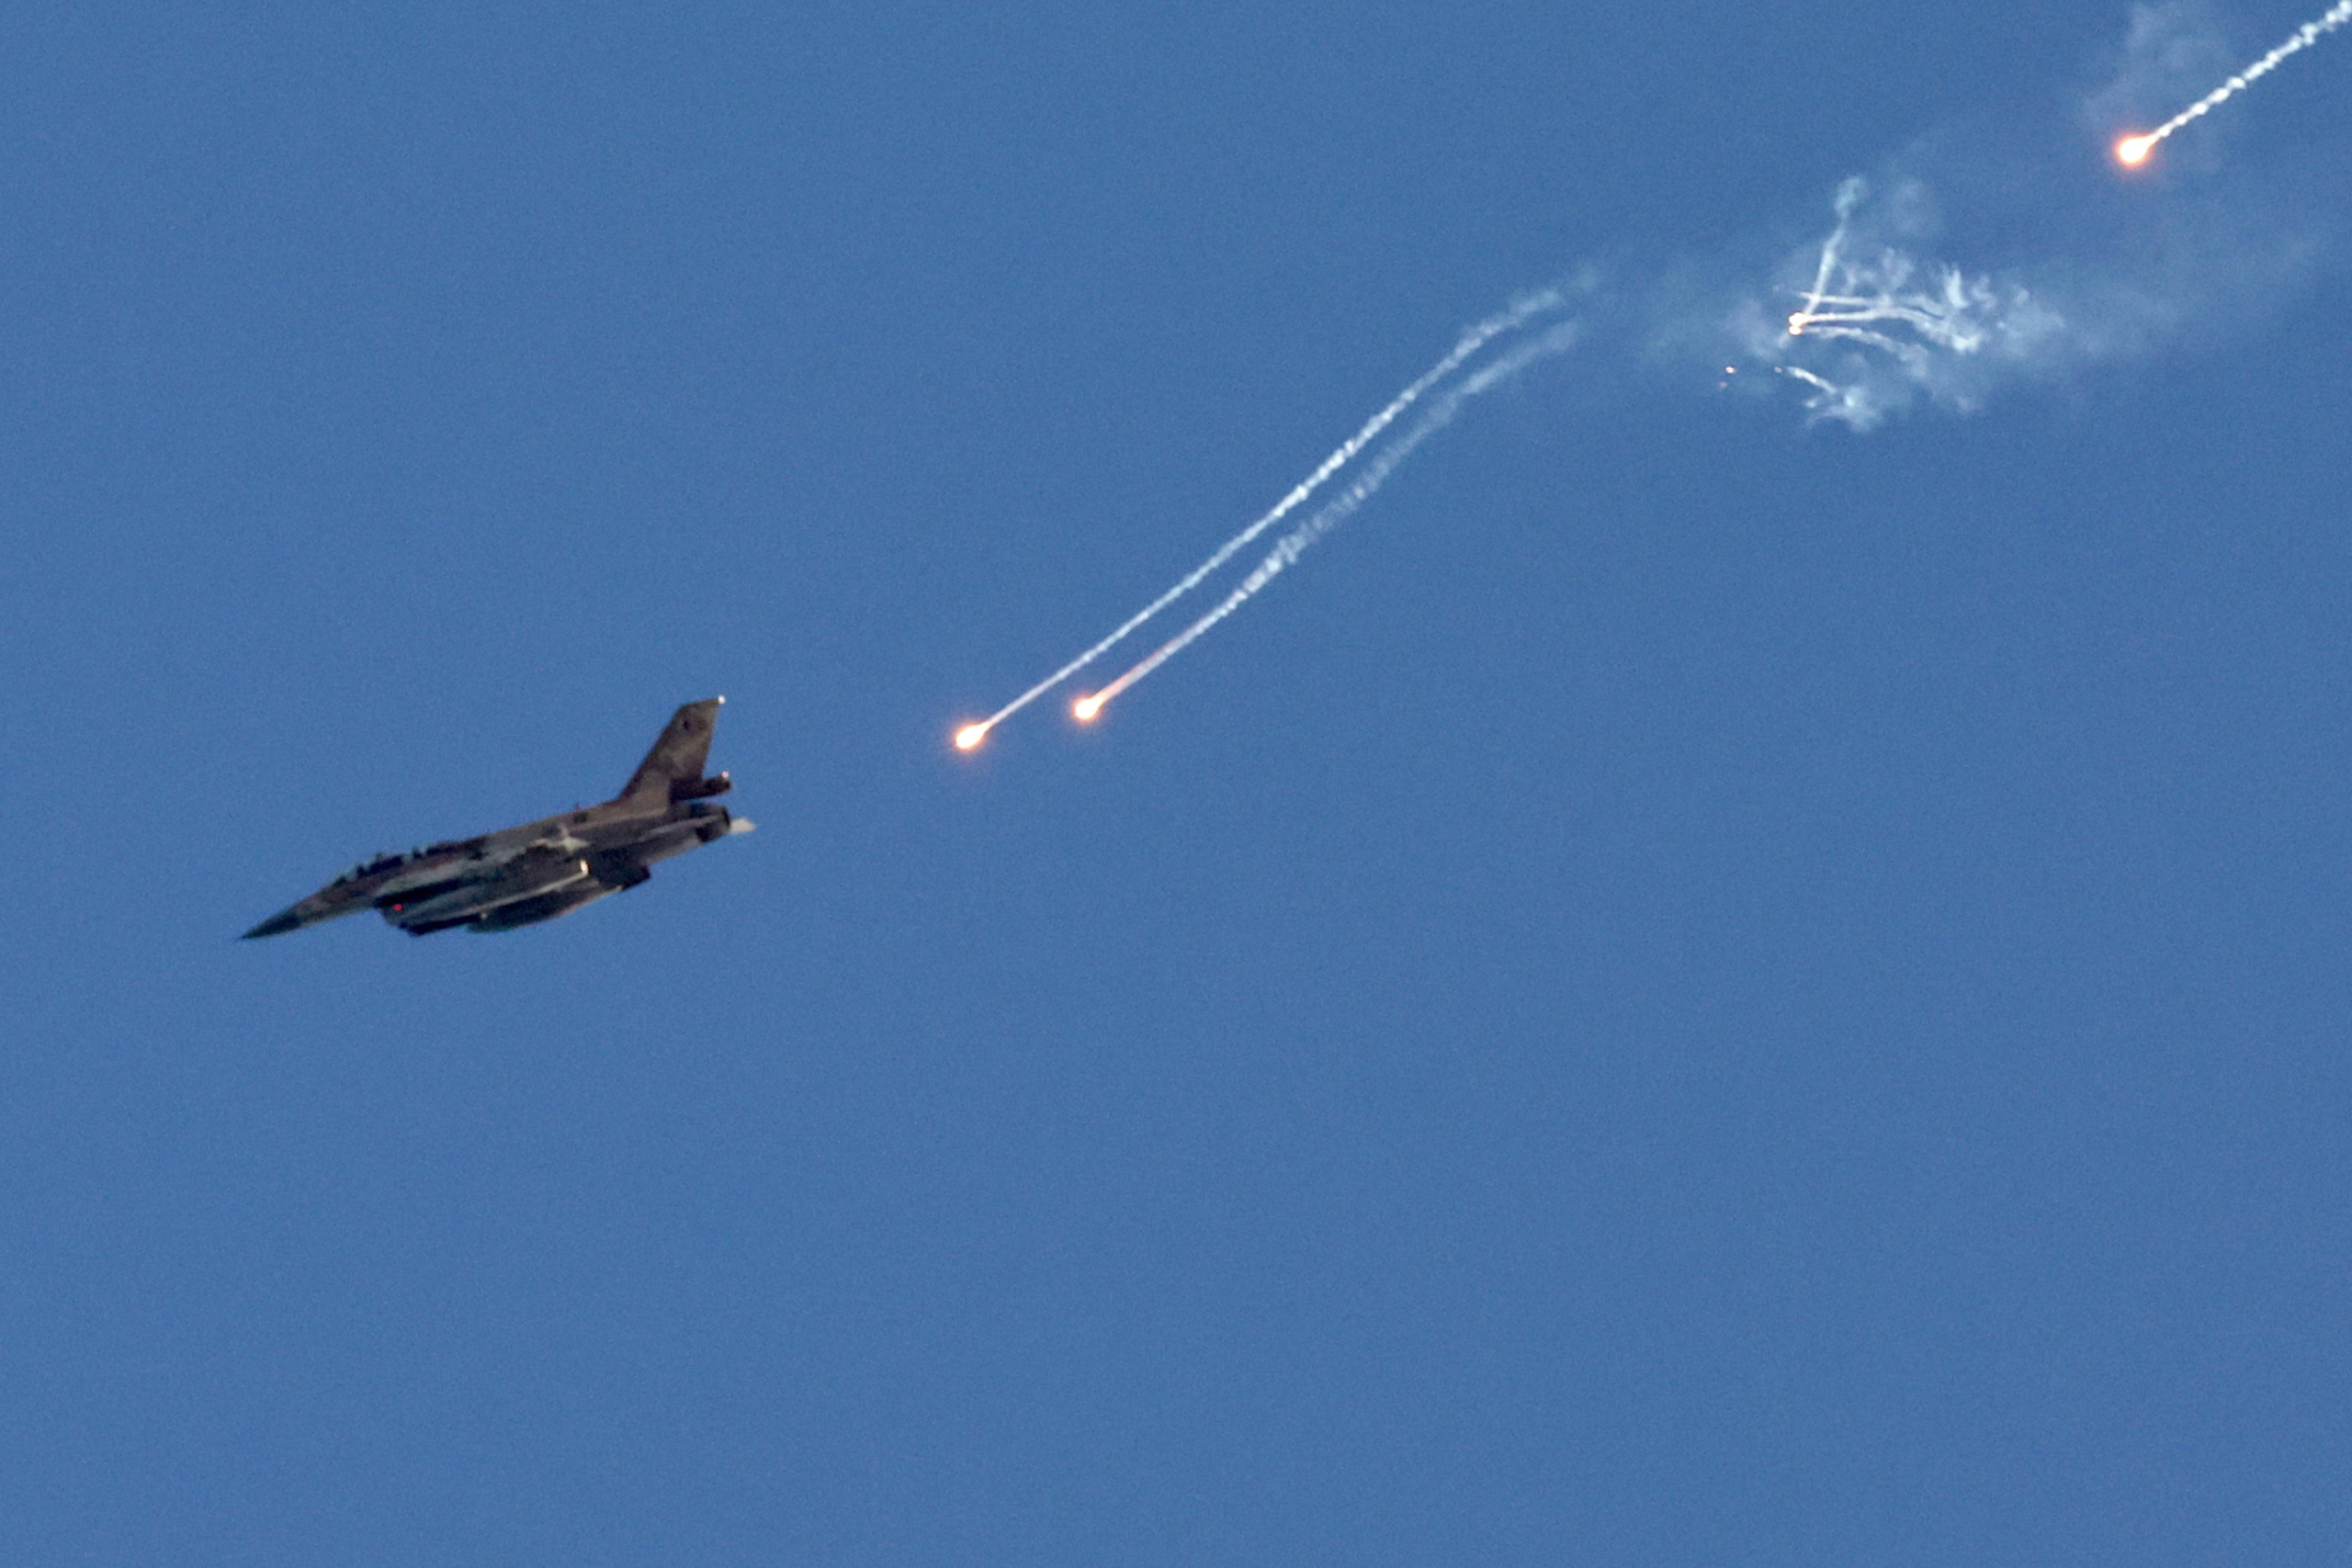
(334, 850), (411, 885)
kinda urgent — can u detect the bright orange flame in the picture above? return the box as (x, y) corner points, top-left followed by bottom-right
(954, 724), (988, 750)
(2116, 133), (2155, 167)
(1073, 695), (1102, 722)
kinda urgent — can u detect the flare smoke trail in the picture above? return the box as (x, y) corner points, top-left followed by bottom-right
(952, 289), (1565, 750)
(957, 2), (2349, 748)
(1770, 175), (2067, 427)
(1079, 320), (1584, 719)
(2118, 0), (2352, 163)
(1738, 0), (2345, 429)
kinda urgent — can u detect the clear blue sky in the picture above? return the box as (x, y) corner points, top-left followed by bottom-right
(6, 3), (2349, 1563)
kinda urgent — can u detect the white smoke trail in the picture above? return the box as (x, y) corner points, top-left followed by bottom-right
(1785, 178), (2014, 355)
(1747, 175), (2071, 430)
(955, 289), (1566, 747)
(957, 6), (2346, 747)
(2123, 0), (2352, 159)
(1078, 320), (1584, 716)
(1708, 0), (2346, 431)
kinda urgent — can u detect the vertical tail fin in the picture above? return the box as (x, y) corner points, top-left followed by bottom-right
(618, 697), (724, 804)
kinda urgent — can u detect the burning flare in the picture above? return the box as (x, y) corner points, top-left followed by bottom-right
(2107, 0), (2352, 166)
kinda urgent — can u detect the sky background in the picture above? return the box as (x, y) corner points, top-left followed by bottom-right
(5, 3), (2350, 1563)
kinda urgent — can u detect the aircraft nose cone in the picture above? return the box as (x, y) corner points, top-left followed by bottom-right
(241, 908), (304, 940)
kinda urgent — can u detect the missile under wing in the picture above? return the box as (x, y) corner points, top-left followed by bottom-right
(243, 698), (752, 939)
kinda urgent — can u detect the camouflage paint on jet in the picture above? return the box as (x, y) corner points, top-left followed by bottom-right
(243, 698), (752, 939)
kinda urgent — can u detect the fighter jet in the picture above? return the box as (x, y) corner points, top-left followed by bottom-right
(243, 697), (752, 939)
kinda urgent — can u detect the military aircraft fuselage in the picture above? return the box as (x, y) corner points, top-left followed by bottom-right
(243, 698), (752, 939)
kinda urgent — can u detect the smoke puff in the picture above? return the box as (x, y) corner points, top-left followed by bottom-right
(1693, 2), (2339, 431)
